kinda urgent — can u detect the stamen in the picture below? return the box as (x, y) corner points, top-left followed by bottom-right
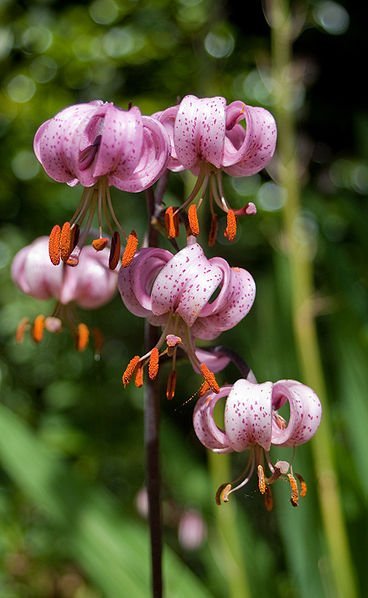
(148, 347), (160, 380)
(15, 317), (29, 343)
(264, 486), (273, 512)
(92, 237), (109, 251)
(76, 323), (90, 352)
(295, 473), (307, 498)
(70, 224), (80, 252)
(92, 327), (104, 359)
(60, 222), (73, 262)
(109, 231), (121, 270)
(165, 207), (179, 238)
(32, 314), (45, 343)
(199, 381), (211, 397)
(257, 464), (267, 494)
(208, 214), (218, 247)
(134, 364), (144, 387)
(122, 230), (138, 268)
(49, 225), (61, 265)
(45, 316), (62, 333)
(224, 209), (237, 241)
(200, 363), (220, 394)
(188, 204), (200, 236)
(287, 473), (299, 507)
(274, 413), (287, 429)
(122, 355), (140, 387)
(166, 370), (177, 400)
(234, 202), (257, 216)
(215, 483), (232, 505)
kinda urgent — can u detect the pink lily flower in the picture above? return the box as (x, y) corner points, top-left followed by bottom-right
(12, 236), (117, 352)
(34, 101), (169, 267)
(193, 377), (322, 509)
(118, 239), (255, 398)
(154, 94), (276, 243)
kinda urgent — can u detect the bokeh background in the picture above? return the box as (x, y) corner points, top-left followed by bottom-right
(0, 1), (367, 596)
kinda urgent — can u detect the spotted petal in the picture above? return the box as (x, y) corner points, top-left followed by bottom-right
(193, 386), (233, 453)
(224, 379), (273, 452)
(271, 380), (322, 446)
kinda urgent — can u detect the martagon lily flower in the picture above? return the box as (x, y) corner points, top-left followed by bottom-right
(193, 377), (322, 509)
(34, 100), (169, 268)
(118, 238), (256, 398)
(154, 94), (276, 243)
(12, 236), (118, 353)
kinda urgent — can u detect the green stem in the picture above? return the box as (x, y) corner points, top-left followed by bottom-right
(208, 452), (251, 598)
(269, 2), (357, 596)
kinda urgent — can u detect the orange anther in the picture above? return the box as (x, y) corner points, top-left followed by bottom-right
(215, 483), (232, 506)
(92, 327), (104, 358)
(295, 473), (307, 498)
(60, 221), (73, 262)
(109, 231), (121, 270)
(122, 230), (138, 268)
(49, 225), (61, 265)
(166, 370), (177, 400)
(32, 314), (45, 343)
(188, 204), (200, 236)
(224, 209), (237, 241)
(199, 363), (220, 394)
(92, 237), (109, 251)
(148, 347), (160, 380)
(257, 464), (267, 494)
(134, 364), (144, 388)
(165, 207), (179, 239)
(199, 380), (211, 397)
(76, 323), (90, 351)
(264, 486), (274, 512)
(15, 317), (29, 343)
(208, 214), (218, 247)
(66, 255), (79, 267)
(122, 355), (140, 387)
(287, 473), (299, 507)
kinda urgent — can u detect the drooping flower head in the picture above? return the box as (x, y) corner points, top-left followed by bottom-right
(193, 377), (322, 509)
(12, 236), (118, 352)
(34, 101), (169, 268)
(118, 238), (255, 398)
(154, 95), (276, 243)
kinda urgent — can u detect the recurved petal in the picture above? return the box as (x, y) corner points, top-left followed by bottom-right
(110, 116), (169, 192)
(150, 243), (223, 327)
(222, 104), (277, 175)
(224, 379), (273, 452)
(192, 266), (256, 340)
(174, 95), (227, 170)
(193, 386), (233, 452)
(118, 247), (172, 317)
(60, 246), (117, 308)
(271, 380), (322, 446)
(194, 348), (231, 373)
(153, 105), (184, 172)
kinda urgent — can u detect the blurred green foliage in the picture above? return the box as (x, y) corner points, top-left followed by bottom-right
(0, 0), (367, 596)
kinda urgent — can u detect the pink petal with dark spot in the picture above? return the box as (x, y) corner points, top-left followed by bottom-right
(193, 387), (233, 452)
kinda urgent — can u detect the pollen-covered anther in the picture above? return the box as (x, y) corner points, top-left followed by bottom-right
(122, 355), (140, 387)
(188, 204), (200, 236)
(134, 364), (144, 388)
(295, 473), (307, 498)
(288, 473), (299, 507)
(257, 464), (267, 495)
(264, 486), (273, 512)
(200, 363), (220, 394)
(215, 483), (232, 506)
(76, 323), (90, 351)
(92, 237), (109, 251)
(109, 231), (121, 270)
(60, 221), (73, 262)
(122, 230), (138, 268)
(148, 347), (160, 380)
(49, 225), (61, 265)
(199, 381), (211, 398)
(224, 209), (237, 241)
(165, 206), (179, 238)
(166, 370), (177, 400)
(208, 214), (218, 247)
(32, 314), (46, 343)
(15, 317), (30, 343)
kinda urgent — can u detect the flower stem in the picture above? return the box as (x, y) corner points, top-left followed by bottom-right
(270, 2), (357, 596)
(145, 186), (163, 597)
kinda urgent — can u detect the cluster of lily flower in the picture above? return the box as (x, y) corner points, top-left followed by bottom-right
(11, 95), (321, 510)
